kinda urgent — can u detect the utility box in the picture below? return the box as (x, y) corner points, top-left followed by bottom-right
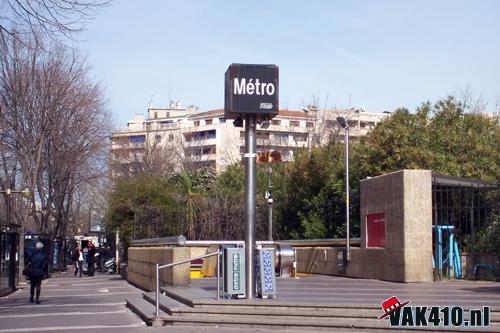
(223, 247), (246, 298)
(257, 248), (276, 299)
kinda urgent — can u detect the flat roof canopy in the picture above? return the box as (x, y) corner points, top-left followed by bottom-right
(432, 172), (497, 189)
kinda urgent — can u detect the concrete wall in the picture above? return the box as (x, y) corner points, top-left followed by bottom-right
(295, 247), (363, 278)
(127, 247), (191, 291)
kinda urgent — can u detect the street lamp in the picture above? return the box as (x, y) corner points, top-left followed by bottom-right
(265, 167), (273, 241)
(1, 186), (32, 287)
(336, 117), (350, 262)
(1, 186), (33, 225)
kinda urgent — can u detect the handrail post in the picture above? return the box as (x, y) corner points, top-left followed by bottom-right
(155, 263), (159, 318)
(217, 250), (220, 300)
(154, 250), (221, 309)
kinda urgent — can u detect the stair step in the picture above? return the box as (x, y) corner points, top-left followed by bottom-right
(126, 296), (165, 326)
(142, 291), (190, 314)
(168, 305), (380, 318)
(161, 286), (214, 307)
(162, 315), (500, 332)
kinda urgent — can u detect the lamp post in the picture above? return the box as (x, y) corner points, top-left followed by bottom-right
(1, 186), (33, 225)
(265, 167), (273, 241)
(1, 186), (32, 288)
(336, 117), (350, 262)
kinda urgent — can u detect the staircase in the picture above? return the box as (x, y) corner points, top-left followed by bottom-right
(127, 286), (500, 332)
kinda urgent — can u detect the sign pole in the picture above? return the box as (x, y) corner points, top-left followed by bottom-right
(244, 114), (257, 299)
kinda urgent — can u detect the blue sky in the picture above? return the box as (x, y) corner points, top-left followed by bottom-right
(77, 1), (500, 127)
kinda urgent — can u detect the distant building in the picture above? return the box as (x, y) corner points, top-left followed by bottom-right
(109, 102), (390, 179)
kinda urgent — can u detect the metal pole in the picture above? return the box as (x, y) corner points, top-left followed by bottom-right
(268, 204), (273, 241)
(155, 263), (159, 317)
(244, 114), (256, 299)
(345, 128), (350, 262)
(268, 167), (273, 241)
(6, 189), (11, 225)
(216, 251), (220, 300)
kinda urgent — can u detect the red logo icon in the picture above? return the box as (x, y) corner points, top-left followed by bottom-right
(378, 296), (410, 319)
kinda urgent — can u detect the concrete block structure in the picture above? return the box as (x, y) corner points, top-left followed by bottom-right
(127, 247), (191, 291)
(359, 169), (433, 282)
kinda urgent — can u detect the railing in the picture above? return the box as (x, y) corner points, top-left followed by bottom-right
(155, 250), (221, 318)
(131, 236), (361, 248)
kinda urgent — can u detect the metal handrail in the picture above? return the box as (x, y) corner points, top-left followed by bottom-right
(155, 250), (221, 318)
(131, 235), (187, 247)
(133, 237), (361, 248)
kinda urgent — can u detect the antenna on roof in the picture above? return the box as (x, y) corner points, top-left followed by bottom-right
(168, 74), (172, 103)
(148, 94), (154, 108)
(348, 93), (352, 108)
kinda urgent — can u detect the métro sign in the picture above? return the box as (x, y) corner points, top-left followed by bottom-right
(224, 63), (279, 121)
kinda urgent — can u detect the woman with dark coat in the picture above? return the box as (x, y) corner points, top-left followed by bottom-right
(27, 242), (48, 304)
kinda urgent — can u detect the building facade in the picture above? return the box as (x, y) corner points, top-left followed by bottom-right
(109, 103), (390, 179)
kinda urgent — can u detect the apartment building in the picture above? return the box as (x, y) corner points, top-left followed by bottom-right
(109, 102), (390, 179)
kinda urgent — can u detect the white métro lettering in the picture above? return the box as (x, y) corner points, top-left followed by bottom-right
(234, 78), (275, 96)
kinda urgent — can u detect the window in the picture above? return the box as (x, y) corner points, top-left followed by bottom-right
(129, 135), (145, 143)
(219, 117), (226, 123)
(293, 133), (307, 142)
(202, 145), (216, 155)
(306, 122), (314, 128)
(168, 134), (174, 142)
(194, 120), (200, 126)
(192, 129), (216, 141)
(271, 119), (281, 126)
(155, 134), (161, 142)
(256, 131), (270, 140)
(205, 119), (213, 125)
(154, 112), (158, 119)
(289, 120), (300, 127)
(275, 133), (289, 144)
(207, 129), (216, 139)
(128, 135), (145, 147)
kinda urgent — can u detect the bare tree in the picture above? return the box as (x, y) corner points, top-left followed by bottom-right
(0, 0), (110, 43)
(457, 86), (487, 114)
(0, 35), (110, 238)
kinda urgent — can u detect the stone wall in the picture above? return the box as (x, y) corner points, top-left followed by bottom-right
(127, 247), (191, 291)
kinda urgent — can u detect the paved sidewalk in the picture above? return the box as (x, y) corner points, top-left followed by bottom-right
(2, 271), (497, 332)
(0, 271), (148, 333)
(1, 271), (342, 333)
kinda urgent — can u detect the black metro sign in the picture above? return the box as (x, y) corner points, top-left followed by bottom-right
(224, 63), (279, 120)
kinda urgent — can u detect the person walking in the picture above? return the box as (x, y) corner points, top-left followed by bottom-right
(72, 245), (84, 277)
(87, 241), (96, 277)
(26, 242), (48, 304)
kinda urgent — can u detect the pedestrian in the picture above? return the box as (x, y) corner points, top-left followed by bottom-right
(87, 241), (96, 276)
(26, 241), (48, 304)
(72, 245), (84, 277)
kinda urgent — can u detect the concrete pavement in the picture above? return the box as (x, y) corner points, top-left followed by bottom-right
(1, 270), (497, 332)
(0, 271), (148, 333)
(0, 271), (355, 333)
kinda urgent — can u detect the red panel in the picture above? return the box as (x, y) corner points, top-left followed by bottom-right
(367, 213), (385, 248)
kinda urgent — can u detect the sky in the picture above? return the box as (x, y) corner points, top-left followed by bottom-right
(76, 1), (500, 128)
